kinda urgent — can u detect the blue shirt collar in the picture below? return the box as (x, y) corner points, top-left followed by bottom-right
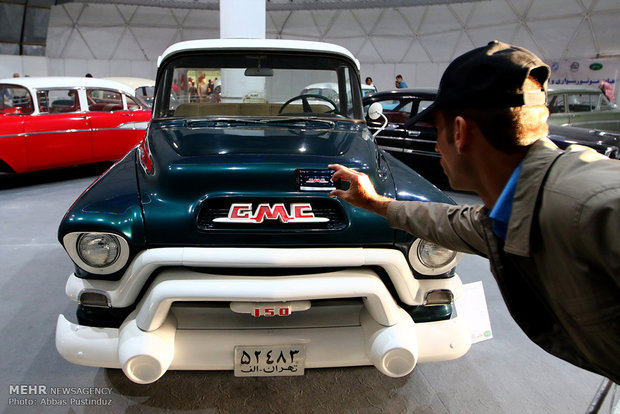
(489, 163), (523, 239)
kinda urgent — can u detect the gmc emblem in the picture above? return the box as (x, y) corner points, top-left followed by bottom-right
(213, 203), (329, 224)
(297, 169), (336, 192)
(307, 178), (329, 184)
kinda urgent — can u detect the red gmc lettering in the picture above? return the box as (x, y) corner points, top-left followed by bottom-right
(213, 203), (328, 224)
(230, 203), (252, 219)
(292, 204), (314, 219)
(252, 204), (290, 223)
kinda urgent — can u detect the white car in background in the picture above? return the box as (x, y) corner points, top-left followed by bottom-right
(300, 82), (341, 103)
(105, 77), (155, 108)
(362, 83), (377, 97)
(300, 81), (376, 105)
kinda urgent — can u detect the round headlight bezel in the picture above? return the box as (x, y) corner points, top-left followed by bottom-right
(408, 239), (462, 276)
(77, 233), (121, 268)
(63, 232), (130, 274)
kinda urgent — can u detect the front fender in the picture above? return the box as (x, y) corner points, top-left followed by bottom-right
(58, 149), (146, 280)
(382, 151), (454, 204)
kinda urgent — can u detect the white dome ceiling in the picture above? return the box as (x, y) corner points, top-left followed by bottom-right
(45, 0), (620, 89)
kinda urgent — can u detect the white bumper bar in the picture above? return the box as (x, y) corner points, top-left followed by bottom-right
(57, 269), (471, 384)
(65, 247), (464, 307)
(135, 269), (400, 331)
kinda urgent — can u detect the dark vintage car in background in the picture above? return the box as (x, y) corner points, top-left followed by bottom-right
(363, 89), (620, 185)
(0, 77), (151, 174)
(547, 87), (620, 132)
(55, 39), (472, 384)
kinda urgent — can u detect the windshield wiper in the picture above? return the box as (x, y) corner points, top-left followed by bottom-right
(186, 118), (265, 127)
(186, 117), (336, 128)
(262, 117), (335, 128)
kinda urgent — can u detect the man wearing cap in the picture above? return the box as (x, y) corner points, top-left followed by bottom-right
(329, 41), (619, 383)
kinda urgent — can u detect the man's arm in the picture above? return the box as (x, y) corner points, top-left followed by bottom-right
(329, 163), (489, 256)
(328, 164), (393, 216)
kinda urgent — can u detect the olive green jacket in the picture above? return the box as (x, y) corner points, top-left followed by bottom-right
(387, 138), (620, 382)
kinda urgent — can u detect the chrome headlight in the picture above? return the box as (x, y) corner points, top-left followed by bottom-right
(408, 239), (462, 276)
(78, 233), (120, 268)
(63, 232), (130, 274)
(604, 146), (619, 159)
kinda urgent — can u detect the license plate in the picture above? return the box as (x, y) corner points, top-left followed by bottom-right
(234, 345), (306, 377)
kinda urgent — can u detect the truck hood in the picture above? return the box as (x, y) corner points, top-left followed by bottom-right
(138, 119), (399, 246)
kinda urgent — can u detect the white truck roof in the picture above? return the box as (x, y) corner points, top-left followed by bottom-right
(157, 38), (360, 70)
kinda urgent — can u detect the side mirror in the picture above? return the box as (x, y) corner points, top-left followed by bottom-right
(367, 102), (383, 120)
(367, 102), (388, 138)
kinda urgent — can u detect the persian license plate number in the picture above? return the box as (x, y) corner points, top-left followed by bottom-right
(234, 345), (306, 377)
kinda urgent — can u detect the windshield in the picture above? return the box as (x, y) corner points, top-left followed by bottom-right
(154, 52), (362, 120)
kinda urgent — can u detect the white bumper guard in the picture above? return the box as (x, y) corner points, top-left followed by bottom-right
(56, 248), (471, 384)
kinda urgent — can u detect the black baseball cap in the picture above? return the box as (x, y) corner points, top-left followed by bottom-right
(407, 40), (550, 126)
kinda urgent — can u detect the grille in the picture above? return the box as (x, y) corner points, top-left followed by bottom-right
(197, 197), (348, 231)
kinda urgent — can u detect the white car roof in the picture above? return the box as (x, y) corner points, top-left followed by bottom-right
(157, 38), (360, 70)
(0, 76), (137, 96)
(104, 77), (155, 90)
(302, 82), (374, 93)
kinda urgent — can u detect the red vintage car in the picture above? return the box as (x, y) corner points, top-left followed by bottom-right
(0, 76), (151, 173)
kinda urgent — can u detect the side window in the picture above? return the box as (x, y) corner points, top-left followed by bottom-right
(0, 85), (33, 114)
(135, 86), (154, 108)
(38, 89), (79, 113)
(371, 99), (412, 124)
(417, 100), (433, 114)
(397, 101), (413, 113)
(379, 99), (399, 111)
(568, 93), (596, 112)
(87, 89), (123, 112)
(126, 95), (141, 110)
(37, 91), (49, 113)
(548, 94), (565, 114)
(363, 100), (393, 116)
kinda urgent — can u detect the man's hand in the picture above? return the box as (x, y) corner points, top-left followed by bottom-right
(328, 164), (393, 217)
